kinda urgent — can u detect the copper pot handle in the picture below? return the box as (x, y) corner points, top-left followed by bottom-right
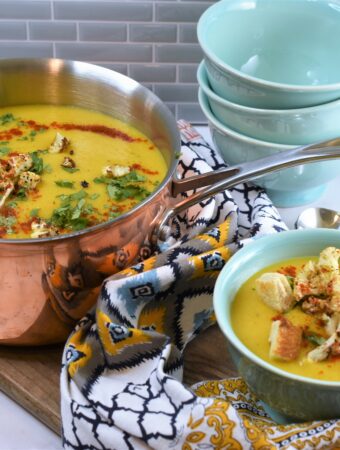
(151, 138), (340, 244)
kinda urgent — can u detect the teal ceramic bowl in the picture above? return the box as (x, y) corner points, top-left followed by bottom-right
(198, 88), (340, 207)
(197, 0), (340, 109)
(213, 228), (340, 422)
(198, 61), (340, 145)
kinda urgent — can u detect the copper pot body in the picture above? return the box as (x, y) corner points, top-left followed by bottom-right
(0, 59), (180, 345)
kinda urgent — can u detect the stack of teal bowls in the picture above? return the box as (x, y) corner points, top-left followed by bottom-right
(197, 0), (340, 207)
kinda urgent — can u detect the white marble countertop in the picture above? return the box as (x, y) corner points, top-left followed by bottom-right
(1, 125), (340, 450)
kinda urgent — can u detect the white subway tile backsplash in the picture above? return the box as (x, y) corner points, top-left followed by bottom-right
(0, 1), (51, 19)
(54, 2), (153, 22)
(56, 42), (153, 62)
(79, 23), (127, 42)
(0, 42), (53, 58)
(156, 2), (212, 22)
(129, 24), (177, 43)
(178, 65), (198, 83)
(155, 44), (203, 63)
(130, 64), (176, 82)
(0, 22), (27, 40)
(179, 24), (198, 43)
(0, 0), (215, 123)
(29, 22), (77, 41)
(154, 84), (198, 102)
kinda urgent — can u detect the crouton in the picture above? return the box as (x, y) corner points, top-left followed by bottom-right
(255, 272), (295, 313)
(269, 317), (302, 361)
(49, 132), (69, 154)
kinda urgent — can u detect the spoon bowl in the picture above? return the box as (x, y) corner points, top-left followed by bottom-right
(295, 207), (340, 229)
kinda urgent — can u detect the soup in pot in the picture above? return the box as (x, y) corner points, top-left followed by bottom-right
(0, 105), (168, 239)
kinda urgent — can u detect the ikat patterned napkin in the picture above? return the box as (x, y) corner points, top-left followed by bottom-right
(60, 121), (340, 450)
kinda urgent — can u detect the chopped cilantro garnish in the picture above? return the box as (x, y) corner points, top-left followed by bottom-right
(50, 190), (93, 231)
(15, 188), (27, 200)
(0, 215), (17, 233)
(44, 164), (53, 174)
(0, 113), (15, 126)
(89, 193), (100, 200)
(62, 166), (79, 173)
(55, 180), (75, 189)
(30, 208), (40, 217)
(93, 170), (150, 202)
(30, 151), (44, 174)
(304, 332), (326, 346)
(0, 146), (10, 156)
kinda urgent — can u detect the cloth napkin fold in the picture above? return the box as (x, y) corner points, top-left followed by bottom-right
(60, 121), (340, 449)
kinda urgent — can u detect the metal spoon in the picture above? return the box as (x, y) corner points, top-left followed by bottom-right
(295, 207), (340, 229)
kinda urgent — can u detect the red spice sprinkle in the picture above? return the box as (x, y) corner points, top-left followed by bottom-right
(278, 265), (297, 277)
(0, 127), (23, 141)
(50, 122), (143, 143)
(20, 218), (34, 234)
(0, 206), (17, 218)
(271, 314), (284, 322)
(131, 163), (158, 175)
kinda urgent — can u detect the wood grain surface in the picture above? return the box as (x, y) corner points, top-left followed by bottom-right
(0, 324), (237, 436)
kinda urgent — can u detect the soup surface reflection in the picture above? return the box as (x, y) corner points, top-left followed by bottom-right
(0, 105), (167, 239)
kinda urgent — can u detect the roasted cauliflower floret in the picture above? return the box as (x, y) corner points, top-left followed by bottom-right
(102, 164), (130, 178)
(0, 182), (14, 209)
(8, 154), (33, 176)
(255, 272), (295, 313)
(318, 247), (340, 272)
(61, 156), (76, 169)
(31, 219), (58, 238)
(307, 327), (340, 362)
(18, 171), (41, 190)
(269, 317), (302, 361)
(294, 260), (320, 300)
(49, 132), (70, 154)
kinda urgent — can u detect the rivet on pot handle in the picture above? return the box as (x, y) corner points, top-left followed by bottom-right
(151, 138), (340, 244)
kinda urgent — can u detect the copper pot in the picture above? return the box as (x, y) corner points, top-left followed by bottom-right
(1, 59), (340, 346)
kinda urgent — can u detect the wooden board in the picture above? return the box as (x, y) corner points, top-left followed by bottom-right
(0, 324), (237, 436)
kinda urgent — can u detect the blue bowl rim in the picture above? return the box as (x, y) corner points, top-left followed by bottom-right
(213, 228), (340, 387)
(197, 0), (340, 93)
(198, 87), (295, 149)
(197, 60), (340, 115)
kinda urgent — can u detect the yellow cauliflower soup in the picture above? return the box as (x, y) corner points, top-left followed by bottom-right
(232, 249), (340, 382)
(0, 105), (167, 239)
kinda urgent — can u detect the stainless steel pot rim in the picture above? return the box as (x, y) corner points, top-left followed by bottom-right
(0, 58), (180, 245)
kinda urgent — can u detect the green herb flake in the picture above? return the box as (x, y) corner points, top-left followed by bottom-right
(0, 146), (10, 156)
(44, 164), (53, 174)
(49, 190), (93, 231)
(0, 214), (17, 233)
(30, 208), (40, 218)
(62, 166), (79, 174)
(30, 151), (44, 175)
(94, 170), (150, 202)
(0, 113), (15, 126)
(89, 193), (100, 200)
(55, 180), (75, 189)
(15, 188), (27, 200)
(304, 332), (326, 346)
